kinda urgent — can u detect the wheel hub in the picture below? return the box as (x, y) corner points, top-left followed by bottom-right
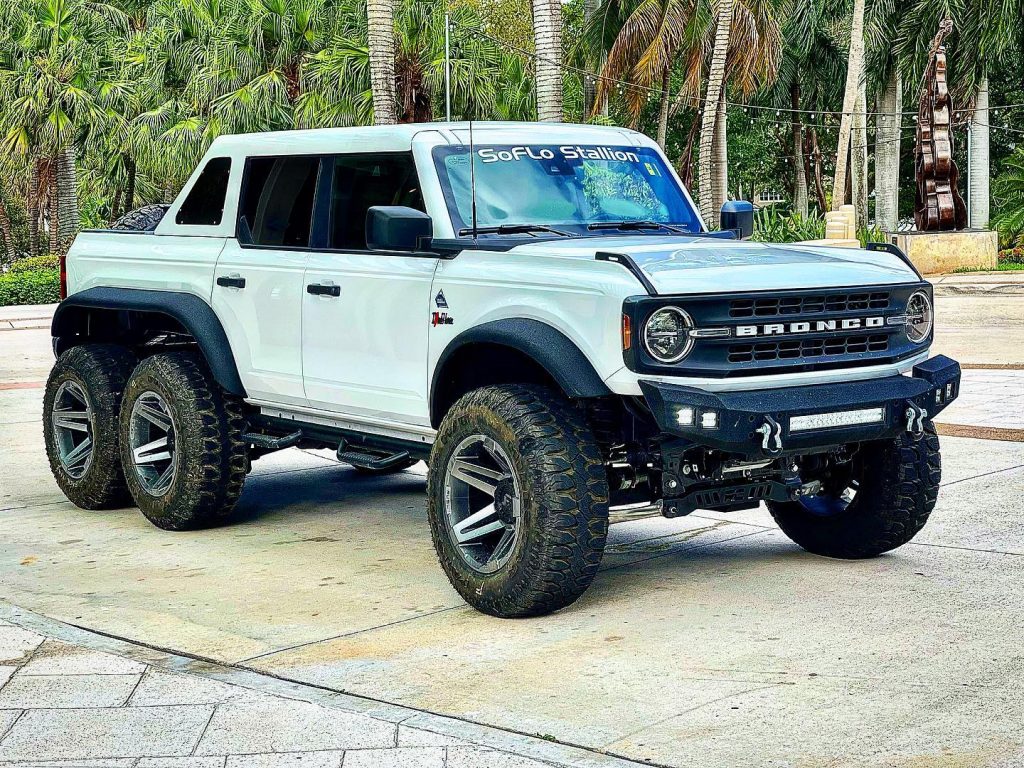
(51, 380), (95, 479)
(128, 391), (178, 497)
(443, 434), (522, 574)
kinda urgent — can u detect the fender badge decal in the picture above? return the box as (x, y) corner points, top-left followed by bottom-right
(434, 290), (448, 308)
(432, 311), (454, 327)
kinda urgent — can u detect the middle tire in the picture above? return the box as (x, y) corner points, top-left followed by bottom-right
(119, 351), (248, 530)
(428, 385), (610, 618)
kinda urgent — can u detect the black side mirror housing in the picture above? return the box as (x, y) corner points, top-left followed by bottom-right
(366, 206), (433, 251)
(720, 200), (754, 240)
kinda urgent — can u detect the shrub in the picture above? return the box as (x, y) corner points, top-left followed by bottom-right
(752, 207), (826, 242)
(999, 247), (1024, 265)
(0, 268), (60, 306)
(8, 254), (60, 273)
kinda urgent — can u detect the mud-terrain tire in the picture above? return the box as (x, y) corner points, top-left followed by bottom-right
(767, 422), (941, 558)
(43, 344), (136, 510)
(110, 204), (169, 232)
(428, 385), (609, 618)
(119, 351), (247, 530)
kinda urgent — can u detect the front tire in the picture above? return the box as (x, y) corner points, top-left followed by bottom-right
(43, 344), (136, 510)
(427, 385), (609, 618)
(767, 422), (941, 558)
(119, 352), (247, 531)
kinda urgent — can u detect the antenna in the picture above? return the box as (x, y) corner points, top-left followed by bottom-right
(469, 119), (478, 239)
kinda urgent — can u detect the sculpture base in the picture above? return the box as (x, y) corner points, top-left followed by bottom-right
(892, 230), (998, 275)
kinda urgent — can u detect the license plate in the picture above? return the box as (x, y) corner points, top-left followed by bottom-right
(789, 407), (885, 432)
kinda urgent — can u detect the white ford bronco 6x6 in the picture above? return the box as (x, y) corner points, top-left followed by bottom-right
(47, 122), (960, 617)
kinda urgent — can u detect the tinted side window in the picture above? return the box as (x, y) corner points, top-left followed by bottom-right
(176, 157), (232, 225)
(239, 156), (320, 248)
(329, 153), (422, 250)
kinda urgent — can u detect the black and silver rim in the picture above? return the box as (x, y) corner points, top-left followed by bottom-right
(51, 380), (95, 479)
(443, 435), (522, 574)
(128, 391), (177, 496)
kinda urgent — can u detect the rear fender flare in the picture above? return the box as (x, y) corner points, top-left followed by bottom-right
(52, 287), (246, 397)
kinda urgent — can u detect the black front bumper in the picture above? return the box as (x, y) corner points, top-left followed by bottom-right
(640, 355), (960, 457)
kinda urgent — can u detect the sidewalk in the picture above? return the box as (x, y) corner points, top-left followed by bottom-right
(0, 604), (639, 768)
(929, 271), (1024, 295)
(0, 305), (54, 332)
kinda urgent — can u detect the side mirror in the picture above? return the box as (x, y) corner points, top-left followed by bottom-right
(366, 206), (432, 251)
(720, 200), (754, 240)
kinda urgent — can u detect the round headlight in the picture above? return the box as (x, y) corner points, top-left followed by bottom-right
(643, 307), (694, 363)
(905, 290), (933, 343)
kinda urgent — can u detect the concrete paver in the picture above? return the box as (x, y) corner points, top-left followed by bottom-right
(0, 672), (140, 708)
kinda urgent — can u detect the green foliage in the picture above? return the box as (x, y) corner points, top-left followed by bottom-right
(751, 206), (826, 242)
(857, 225), (886, 247)
(0, 267), (60, 306)
(999, 247), (1024, 265)
(9, 254), (59, 273)
(993, 149), (1024, 250)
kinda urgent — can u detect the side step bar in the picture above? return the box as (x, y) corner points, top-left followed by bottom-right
(337, 444), (412, 471)
(242, 429), (302, 450)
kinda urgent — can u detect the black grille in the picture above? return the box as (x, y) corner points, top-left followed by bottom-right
(727, 334), (890, 364)
(729, 291), (890, 318)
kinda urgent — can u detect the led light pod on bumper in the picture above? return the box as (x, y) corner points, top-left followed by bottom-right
(639, 355), (961, 457)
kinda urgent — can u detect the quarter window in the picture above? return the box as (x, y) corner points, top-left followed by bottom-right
(328, 153), (423, 250)
(176, 157), (232, 226)
(239, 156), (320, 248)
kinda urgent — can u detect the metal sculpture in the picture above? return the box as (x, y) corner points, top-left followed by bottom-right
(914, 20), (968, 231)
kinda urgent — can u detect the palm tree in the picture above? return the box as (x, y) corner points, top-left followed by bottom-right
(0, 0), (133, 254)
(532, 0), (563, 121)
(831, 0), (864, 217)
(697, 0), (734, 222)
(367, 0), (398, 124)
(993, 148), (1024, 247)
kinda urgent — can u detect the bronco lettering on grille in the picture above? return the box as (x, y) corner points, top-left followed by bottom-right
(735, 317), (886, 337)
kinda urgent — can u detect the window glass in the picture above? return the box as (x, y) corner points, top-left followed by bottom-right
(239, 156), (320, 248)
(328, 153), (422, 250)
(431, 145), (701, 236)
(176, 157), (232, 226)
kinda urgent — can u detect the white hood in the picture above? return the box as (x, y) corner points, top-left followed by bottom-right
(509, 236), (920, 295)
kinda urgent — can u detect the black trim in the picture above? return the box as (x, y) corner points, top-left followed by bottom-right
(430, 318), (611, 422)
(595, 251), (657, 295)
(866, 241), (923, 280)
(52, 288), (246, 397)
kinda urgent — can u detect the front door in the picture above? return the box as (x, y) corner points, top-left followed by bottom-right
(301, 153), (438, 426)
(212, 155), (320, 406)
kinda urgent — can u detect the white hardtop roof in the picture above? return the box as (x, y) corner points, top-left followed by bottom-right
(209, 121), (654, 156)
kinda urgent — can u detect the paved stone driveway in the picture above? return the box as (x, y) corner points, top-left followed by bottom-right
(0, 610), (631, 768)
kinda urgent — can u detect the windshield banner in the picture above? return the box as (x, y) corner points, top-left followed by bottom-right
(476, 146), (641, 164)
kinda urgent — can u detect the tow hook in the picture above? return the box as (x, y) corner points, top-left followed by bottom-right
(756, 415), (783, 454)
(904, 404), (926, 438)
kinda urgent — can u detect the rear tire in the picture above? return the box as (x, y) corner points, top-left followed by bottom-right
(119, 352), (247, 530)
(427, 385), (609, 618)
(767, 422), (941, 558)
(43, 344), (136, 510)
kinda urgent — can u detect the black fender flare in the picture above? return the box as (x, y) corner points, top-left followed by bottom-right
(430, 318), (611, 423)
(52, 287), (246, 397)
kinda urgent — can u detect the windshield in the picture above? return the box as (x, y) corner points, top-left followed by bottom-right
(431, 144), (702, 236)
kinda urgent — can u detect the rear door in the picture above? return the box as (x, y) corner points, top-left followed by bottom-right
(301, 152), (438, 426)
(212, 155), (320, 406)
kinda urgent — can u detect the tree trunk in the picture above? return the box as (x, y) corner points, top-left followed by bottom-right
(713, 90), (728, 208)
(28, 160), (41, 258)
(367, 0), (397, 125)
(698, 0), (735, 223)
(969, 76), (990, 229)
(532, 0), (563, 121)
(791, 82), (807, 218)
(656, 70), (671, 148)
(57, 147), (79, 245)
(810, 127), (827, 213)
(875, 68), (902, 232)
(124, 155), (137, 215)
(677, 114), (700, 189)
(831, 0), (865, 210)
(851, 79), (868, 229)
(583, 0), (600, 117)
(47, 160), (60, 256)
(0, 197), (14, 262)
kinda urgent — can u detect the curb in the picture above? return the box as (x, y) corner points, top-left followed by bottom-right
(0, 603), (651, 768)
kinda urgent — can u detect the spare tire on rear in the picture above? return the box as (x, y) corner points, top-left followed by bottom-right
(110, 204), (170, 232)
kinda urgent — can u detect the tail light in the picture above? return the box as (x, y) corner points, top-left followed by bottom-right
(59, 251), (68, 300)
